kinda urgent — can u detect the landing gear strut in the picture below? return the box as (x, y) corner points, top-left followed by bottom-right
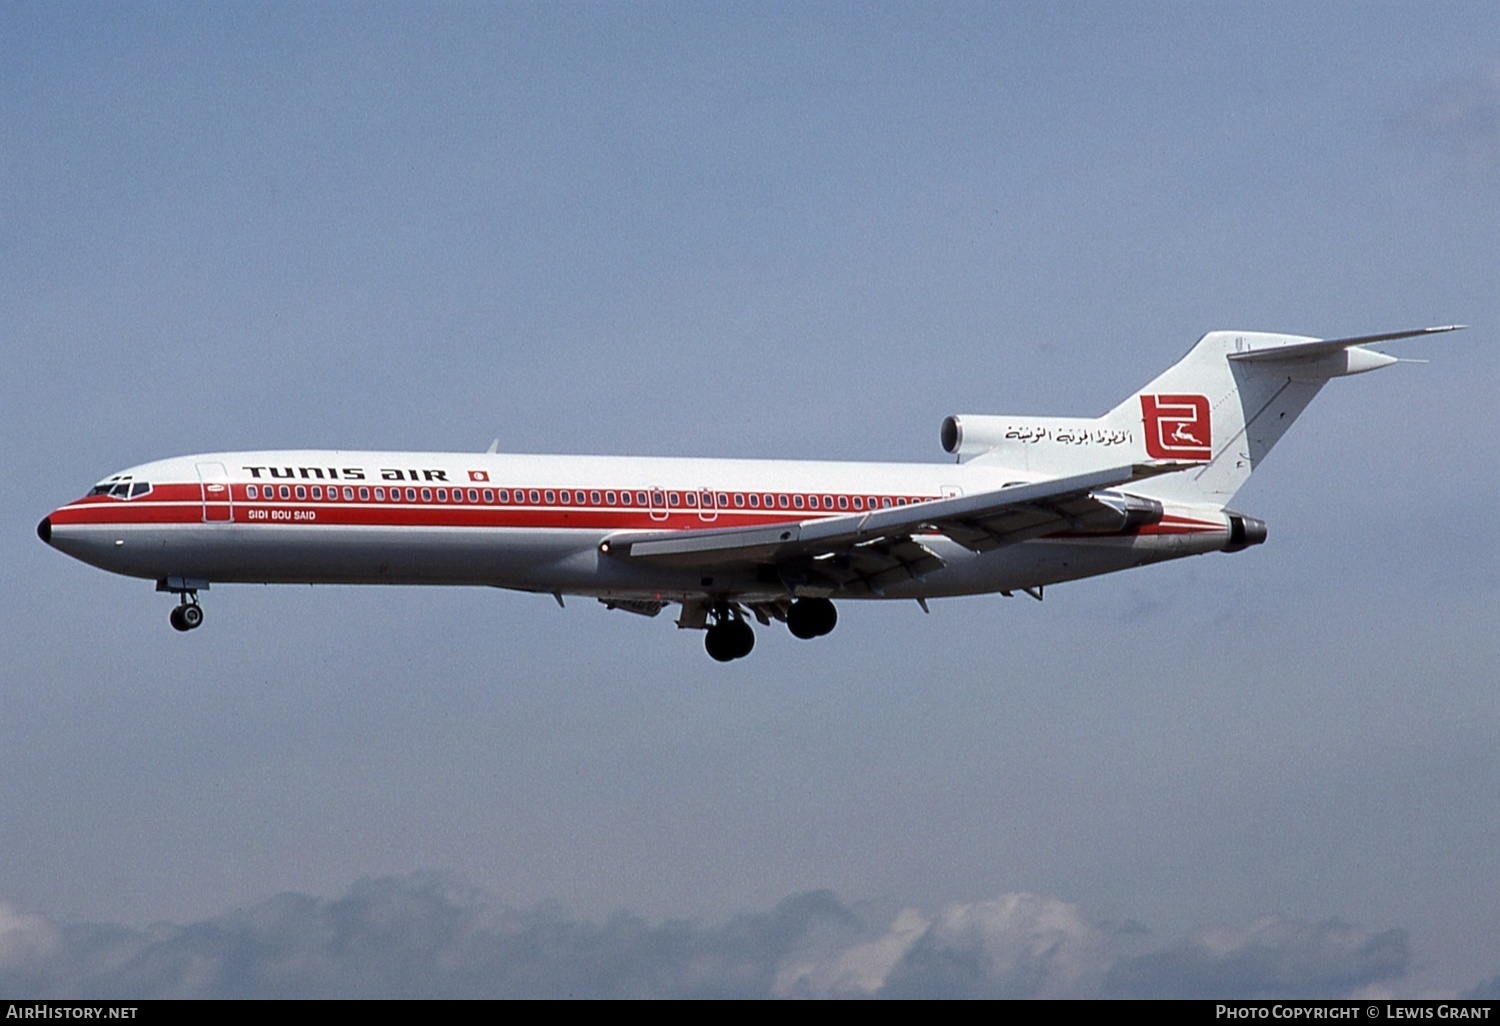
(704, 604), (755, 662)
(169, 593), (204, 632)
(786, 597), (837, 640)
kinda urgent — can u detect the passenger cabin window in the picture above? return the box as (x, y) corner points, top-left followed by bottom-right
(247, 485), (258, 499)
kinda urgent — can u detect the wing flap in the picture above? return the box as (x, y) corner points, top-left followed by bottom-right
(601, 462), (1187, 583)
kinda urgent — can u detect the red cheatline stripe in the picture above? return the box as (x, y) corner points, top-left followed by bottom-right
(53, 482), (1226, 536)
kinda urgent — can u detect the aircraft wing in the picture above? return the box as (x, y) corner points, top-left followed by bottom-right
(600, 463), (1185, 596)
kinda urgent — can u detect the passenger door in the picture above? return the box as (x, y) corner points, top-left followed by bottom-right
(197, 462), (233, 522)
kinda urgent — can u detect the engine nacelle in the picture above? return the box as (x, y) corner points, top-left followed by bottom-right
(1093, 491), (1165, 532)
(1224, 512), (1268, 552)
(941, 414), (1014, 459)
(941, 413), (1137, 469)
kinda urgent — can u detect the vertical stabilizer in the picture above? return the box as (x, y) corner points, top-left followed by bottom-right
(952, 326), (1460, 506)
(1103, 330), (1328, 504)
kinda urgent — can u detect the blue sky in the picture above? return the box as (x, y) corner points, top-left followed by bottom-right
(3, 2), (1497, 997)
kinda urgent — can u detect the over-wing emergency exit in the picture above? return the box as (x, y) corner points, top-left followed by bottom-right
(37, 326), (1462, 660)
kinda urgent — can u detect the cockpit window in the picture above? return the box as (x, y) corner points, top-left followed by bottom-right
(89, 475), (152, 500)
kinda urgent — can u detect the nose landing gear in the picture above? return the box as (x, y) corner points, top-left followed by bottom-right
(157, 578), (209, 632)
(168, 594), (204, 632)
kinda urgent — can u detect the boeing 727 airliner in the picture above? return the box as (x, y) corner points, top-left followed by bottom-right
(38, 326), (1460, 660)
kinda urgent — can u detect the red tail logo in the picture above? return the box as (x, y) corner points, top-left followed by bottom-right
(1141, 394), (1212, 461)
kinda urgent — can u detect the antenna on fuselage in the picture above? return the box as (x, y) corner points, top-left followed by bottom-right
(485, 438), (499, 454)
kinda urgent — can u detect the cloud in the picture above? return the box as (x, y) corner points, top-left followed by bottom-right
(794, 893), (1135, 999)
(1392, 61), (1500, 175)
(0, 876), (860, 999)
(1103, 917), (1409, 999)
(0, 901), (64, 995)
(0, 876), (1420, 998)
(1466, 973), (1500, 1000)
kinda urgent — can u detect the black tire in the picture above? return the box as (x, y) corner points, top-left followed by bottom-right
(170, 606), (190, 632)
(704, 624), (737, 662)
(787, 601), (819, 639)
(179, 604), (203, 630)
(726, 619), (755, 659)
(787, 598), (836, 639)
(812, 599), (836, 637)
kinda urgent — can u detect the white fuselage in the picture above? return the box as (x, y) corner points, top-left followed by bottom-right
(42, 449), (1235, 605)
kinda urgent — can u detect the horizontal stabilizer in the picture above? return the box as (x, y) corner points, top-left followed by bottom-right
(1228, 325), (1465, 363)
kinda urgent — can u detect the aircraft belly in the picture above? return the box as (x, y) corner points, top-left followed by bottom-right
(48, 523), (587, 587)
(46, 511), (1233, 604)
(47, 522), (747, 595)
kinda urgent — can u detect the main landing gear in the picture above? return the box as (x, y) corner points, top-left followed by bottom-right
(704, 604), (756, 662)
(786, 597), (837, 640)
(698, 598), (839, 661)
(168, 593), (204, 632)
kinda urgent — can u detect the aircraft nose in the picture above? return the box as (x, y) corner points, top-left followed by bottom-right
(37, 516), (52, 544)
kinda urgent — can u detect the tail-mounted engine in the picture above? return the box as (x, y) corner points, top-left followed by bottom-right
(1224, 512), (1268, 552)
